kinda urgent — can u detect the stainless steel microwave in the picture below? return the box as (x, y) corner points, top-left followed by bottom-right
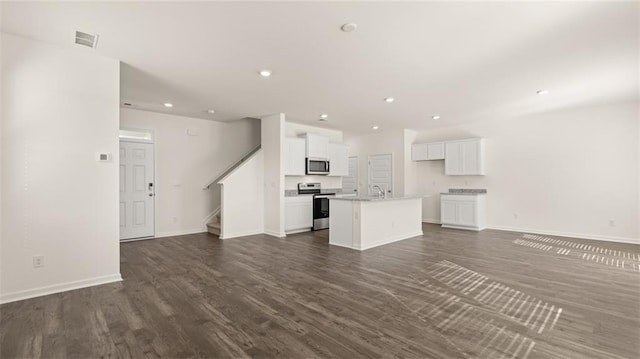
(306, 158), (330, 175)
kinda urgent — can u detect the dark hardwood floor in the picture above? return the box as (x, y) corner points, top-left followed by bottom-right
(1, 224), (639, 358)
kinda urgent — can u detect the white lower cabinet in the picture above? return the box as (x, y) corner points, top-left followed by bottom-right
(440, 194), (486, 231)
(285, 196), (313, 232)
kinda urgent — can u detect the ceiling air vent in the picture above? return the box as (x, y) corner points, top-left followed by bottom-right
(75, 31), (99, 48)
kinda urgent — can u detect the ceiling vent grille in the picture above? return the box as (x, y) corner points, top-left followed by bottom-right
(75, 31), (99, 48)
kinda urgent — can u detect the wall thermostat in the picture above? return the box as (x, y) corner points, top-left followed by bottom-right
(97, 153), (111, 162)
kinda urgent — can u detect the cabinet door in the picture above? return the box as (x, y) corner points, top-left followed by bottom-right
(327, 143), (338, 176)
(441, 200), (458, 225)
(445, 142), (462, 175)
(306, 133), (329, 159)
(457, 201), (477, 226)
(427, 143), (445, 160)
(285, 138), (306, 176)
(412, 143), (428, 161)
(462, 140), (480, 175)
(285, 198), (313, 231)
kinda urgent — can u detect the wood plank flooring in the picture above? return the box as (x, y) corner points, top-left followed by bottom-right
(1, 224), (639, 358)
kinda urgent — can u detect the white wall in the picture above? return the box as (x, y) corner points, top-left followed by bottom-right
(1, 33), (121, 303)
(120, 108), (260, 237)
(414, 101), (639, 243)
(345, 130), (407, 196)
(262, 114), (285, 237)
(284, 121), (344, 190)
(219, 151), (264, 239)
(285, 121), (343, 142)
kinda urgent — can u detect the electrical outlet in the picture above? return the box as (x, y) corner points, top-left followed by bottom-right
(609, 219), (615, 227)
(33, 255), (44, 268)
(172, 217), (178, 223)
(513, 213), (519, 220)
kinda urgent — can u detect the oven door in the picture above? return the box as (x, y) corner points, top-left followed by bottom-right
(312, 196), (331, 230)
(313, 196), (330, 219)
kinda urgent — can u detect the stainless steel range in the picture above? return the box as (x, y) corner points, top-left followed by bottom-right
(297, 183), (335, 231)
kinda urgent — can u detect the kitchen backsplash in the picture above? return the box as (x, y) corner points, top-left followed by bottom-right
(284, 175), (342, 190)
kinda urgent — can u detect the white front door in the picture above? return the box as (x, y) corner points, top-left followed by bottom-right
(342, 156), (359, 195)
(119, 141), (155, 240)
(368, 153), (393, 196)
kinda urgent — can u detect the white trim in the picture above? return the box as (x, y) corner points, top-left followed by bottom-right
(442, 224), (483, 231)
(264, 230), (287, 238)
(221, 230), (265, 240)
(285, 228), (311, 235)
(422, 219), (441, 224)
(153, 228), (206, 238)
(0, 274), (122, 304)
(486, 225), (640, 245)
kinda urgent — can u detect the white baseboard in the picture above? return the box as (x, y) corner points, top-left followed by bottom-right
(422, 220), (638, 245)
(486, 225), (640, 245)
(154, 228), (206, 238)
(0, 273), (122, 304)
(221, 229), (264, 240)
(285, 228), (311, 235)
(264, 230), (286, 238)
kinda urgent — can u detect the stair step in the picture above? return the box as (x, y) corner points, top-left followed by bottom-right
(206, 221), (221, 236)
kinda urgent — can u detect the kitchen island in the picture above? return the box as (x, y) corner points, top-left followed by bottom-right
(329, 196), (423, 250)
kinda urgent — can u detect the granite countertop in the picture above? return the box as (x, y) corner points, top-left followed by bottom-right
(440, 188), (487, 196)
(285, 188), (342, 197)
(331, 195), (423, 202)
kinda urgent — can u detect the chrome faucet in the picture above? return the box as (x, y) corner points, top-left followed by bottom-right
(372, 185), (386, 199)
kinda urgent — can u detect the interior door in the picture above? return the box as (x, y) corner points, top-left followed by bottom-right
(120, 141), (155, 240)
(342, 156), (359, 195)
(368, 154), (393, 196)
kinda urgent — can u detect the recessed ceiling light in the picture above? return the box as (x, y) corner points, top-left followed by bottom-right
(432, 115), (441, 120)
(163, 103), (173, 108)
(536, 90), (549, 95)
(384, 97), (395, 103)
(372, 126), (379, 130)
(341, 23), (358, 32)
(207, 109), (216, 114)
(320, 114), (328, 119)
(259, 70), (272, 77)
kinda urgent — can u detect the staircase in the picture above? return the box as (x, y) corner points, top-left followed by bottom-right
(203, 144), (261, 238)
(206, 213), (221, 236)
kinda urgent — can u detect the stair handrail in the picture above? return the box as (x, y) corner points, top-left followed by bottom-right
(202, 144), (262, 190)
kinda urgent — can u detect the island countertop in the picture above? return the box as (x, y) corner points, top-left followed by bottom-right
(331, 195), (423, 202)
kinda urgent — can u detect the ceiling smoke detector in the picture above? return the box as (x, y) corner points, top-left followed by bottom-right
(341, 23), (358, 32)
(75, 31), (99, 48)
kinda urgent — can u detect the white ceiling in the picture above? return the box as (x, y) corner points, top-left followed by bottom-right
(2, 1), (638, 135)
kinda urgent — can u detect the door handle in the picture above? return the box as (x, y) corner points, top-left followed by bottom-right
(148, 193), (154, 197)
(148, 182), (154, 191)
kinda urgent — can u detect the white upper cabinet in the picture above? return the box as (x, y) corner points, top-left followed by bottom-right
(445, 138), (485, 175)
(411, 142), (445, 161)
(427, 143), (445, 160)
(328, 143), (349, 176)
(284, 137), (306, 176)
(303, 133), (329, 159)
